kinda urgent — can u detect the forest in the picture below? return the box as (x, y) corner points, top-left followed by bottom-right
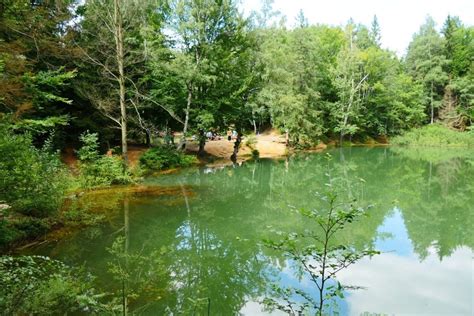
(0, 0), (473, 315)
(1, 0), (472, 152)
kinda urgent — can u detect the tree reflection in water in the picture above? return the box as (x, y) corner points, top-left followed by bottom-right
(31, 147), (474, 314)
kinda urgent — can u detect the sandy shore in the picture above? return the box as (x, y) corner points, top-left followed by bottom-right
(186, 130), (288, 159)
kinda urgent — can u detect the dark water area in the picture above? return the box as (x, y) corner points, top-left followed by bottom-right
(30, 147), (474, 315)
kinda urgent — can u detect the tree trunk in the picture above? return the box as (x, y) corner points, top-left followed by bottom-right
(230, 131), (242, 162)
(179, 85), (192, 150)
(145, 129), (151, 147)
(198, 130), (206, 156)
(114, 0), (127, 166)
(430, 81), (434, 124)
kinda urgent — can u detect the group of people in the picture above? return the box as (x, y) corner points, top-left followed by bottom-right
(160, 128), (238, 144)
(205, 130), (238, 141)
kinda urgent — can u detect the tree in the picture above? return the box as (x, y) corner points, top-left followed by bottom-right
(370, 15), (381, 47)
(406, 17), (448, 124)
(163, 0), (254, 155)
(332, 23), (369, 143)
(440, 17), (474, 128)
(75, 0), (166, 165)
(0, 0), (77, 136)
(263, 156), (379, 315)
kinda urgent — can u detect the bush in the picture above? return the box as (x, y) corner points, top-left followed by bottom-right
(0, 256), (107, 314)
(140, 145), (197, 172)
(0, 219), (19, 249)
(77, 131), (132, 188)
(0, 218), (52, 250)
(391, 124), (474, 147)
(0, 124), (69, 217)
(78, 156), (132, 188)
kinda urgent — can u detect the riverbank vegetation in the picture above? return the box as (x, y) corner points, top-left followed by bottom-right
(0, 0), (473, 314)
(392, 124), (474, 147)
(1, 0), (472, 157)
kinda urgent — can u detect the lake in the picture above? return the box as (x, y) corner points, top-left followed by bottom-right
(29, 147), (474, 315)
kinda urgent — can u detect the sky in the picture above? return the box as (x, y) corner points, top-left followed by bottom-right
(240, 0), (474, 56)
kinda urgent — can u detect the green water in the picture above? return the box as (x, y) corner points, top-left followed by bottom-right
(32, 147), (473, 315)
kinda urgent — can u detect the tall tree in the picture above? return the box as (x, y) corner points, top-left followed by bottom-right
(75, 0), (165, 164)
(406, 17), (448, 124)
(0, 0), (76, 135)
(332, 23), (369, 143)
(164, 0), (252, 154)
(370, 15), (381, 47)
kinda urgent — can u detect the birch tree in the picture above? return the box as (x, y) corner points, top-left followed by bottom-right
(332, 24), (369, 143)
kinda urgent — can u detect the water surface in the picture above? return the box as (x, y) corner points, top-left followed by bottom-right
(32, 147), (474, 315)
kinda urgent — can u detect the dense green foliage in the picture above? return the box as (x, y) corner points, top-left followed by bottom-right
(0, 1), (473, 312)
(392, 124), (474, 147)
(0, 124), (68, 217)
(0, 0), (472, 153)
(0, 256), (106, 314)
(77, 132), (132, 188)
(140, 145), (197, 172)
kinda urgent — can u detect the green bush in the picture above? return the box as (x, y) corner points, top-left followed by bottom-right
(140, 145), (197, 172)
(0, 218), (52, 250)
(77, 131), (132, 188)
(0, 256), (107, 314)
(78, 156), (132, 188)
(12, 217), (51, 238)
(0, 125), (69, 217)
(0, 221), (19, 249)
(392, 124), (474, 147)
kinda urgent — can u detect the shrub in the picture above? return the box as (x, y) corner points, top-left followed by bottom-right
(78, 156), (132, 188)
(0, 124), (69, 217)
(77, 131), (132, 188)
(0, 256), (107, 314)
(140, 145), (197, 172)
(392, 124), (474, 147)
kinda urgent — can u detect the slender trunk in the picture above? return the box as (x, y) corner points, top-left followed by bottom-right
(430, 81), (434, 124)
(114, 0), (127, 165)
(179, 85), (192, 150)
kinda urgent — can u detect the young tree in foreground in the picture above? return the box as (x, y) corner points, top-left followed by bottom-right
(263, 156), (379, 315)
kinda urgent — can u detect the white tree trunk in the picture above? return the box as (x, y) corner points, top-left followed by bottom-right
(114, 0), (128, 165)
